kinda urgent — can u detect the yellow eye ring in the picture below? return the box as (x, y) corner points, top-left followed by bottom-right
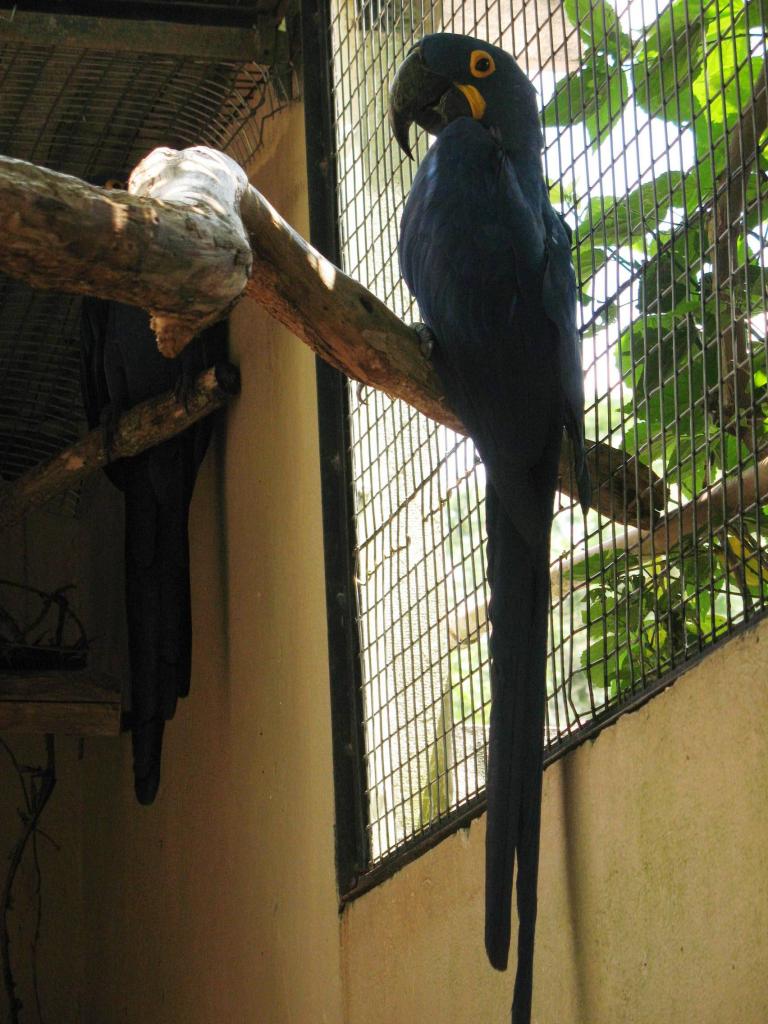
(470, 50), (495, 78)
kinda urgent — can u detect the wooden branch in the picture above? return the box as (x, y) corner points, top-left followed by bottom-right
(0, 147), (666, 526)
(708, 62), (768, 437)
(560, 451), (768, 599)
(0, 363), (240, 531)
(639, 451), (768, 554)
(240, 185), (459, 428)
(239, 184), (667, 526)
(0, 150), (252, 355)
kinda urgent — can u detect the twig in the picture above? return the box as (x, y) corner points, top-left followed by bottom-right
(0, 362), (240, 531)
(0, 736), (56, 1024)
(708, 62), (768, 444)
(31, 831), (44, 1024)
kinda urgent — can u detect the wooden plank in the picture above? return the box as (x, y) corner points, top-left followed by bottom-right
(0, 9), (274, 63)
(0, 669), (121, 734)
(0, 701), (121, 735)
(0, 671), (121, 703)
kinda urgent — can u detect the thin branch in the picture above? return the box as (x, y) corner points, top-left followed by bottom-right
(31, 829), (45, 1024)
(0, 363), (240, 531)
(559, 452), (768, 598)
(1, 736), (56, 1024)
(708, 61), (768, 440)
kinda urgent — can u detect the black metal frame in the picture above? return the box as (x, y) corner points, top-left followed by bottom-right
(302, 0), (370, 899)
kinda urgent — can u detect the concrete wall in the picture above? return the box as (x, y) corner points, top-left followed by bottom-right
(76, 104), (344, 1024)
(343, 621), (768, 1023)
(1, 100), (767, 1024)
(0, 422), (127, 1024)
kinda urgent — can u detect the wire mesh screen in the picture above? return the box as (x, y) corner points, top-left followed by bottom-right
(0, 40), (291, 501)
(327, 0), (768, 867)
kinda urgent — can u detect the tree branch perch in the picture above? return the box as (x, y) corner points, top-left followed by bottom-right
(0, 147), (666, 526)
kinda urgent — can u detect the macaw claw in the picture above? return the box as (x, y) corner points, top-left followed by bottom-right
(412, 322), (436, 359)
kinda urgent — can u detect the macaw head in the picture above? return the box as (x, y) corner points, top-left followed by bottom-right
(389, 33), (542, 161)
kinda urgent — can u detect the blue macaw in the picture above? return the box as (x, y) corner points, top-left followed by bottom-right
(81, 298), (227, 805)
(389, 33), (590, 1023)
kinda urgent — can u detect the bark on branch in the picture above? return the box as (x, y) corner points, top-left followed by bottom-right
(558, 451), (768, 601)
(0, 149), (252, 354)
(0, 147), (666, 527)
(0, 364), (240, 531)
(707, 61), (768, 441)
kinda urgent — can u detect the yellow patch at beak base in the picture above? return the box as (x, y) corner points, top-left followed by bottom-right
(454, 83), (486, 121)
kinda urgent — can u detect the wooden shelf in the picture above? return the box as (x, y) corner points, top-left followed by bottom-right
(0, 671), (121, 735)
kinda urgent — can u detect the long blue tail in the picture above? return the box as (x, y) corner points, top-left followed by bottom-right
(483, 481), (551, 1024)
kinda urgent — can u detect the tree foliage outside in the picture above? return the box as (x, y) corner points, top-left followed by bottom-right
(441, 0), (768, 740)
(542, 0), (768, 708)
(332, 0), (767, 849)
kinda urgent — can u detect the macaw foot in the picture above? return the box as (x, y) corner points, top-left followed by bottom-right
(412, 322), (437, 360)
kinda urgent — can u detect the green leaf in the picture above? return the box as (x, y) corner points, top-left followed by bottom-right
(564, 0), (632, 58)
(637, 248), (694, 316)
(630, 0), (717, 122)
(542, 54), (629, 146)
(746, 0), (768, 27)
(564, 0), (593, 38)
(684, 158), (714, 214)
(692, 35), (761, 128)
(642, 0), (708, 59)
(633, 54), (698, 123)
(573, 239), (609, 284)
(577, 172), (686, 250)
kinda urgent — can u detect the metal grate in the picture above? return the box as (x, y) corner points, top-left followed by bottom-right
(0, 38), (292, 500)
(326, 0), (768, 872)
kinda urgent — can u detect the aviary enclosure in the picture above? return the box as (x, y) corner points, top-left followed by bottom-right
(317, 0), (768, 883)
(0, 0), (764, 956)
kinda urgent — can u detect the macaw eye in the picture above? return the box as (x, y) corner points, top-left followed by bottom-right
(470, 50), (495, 78)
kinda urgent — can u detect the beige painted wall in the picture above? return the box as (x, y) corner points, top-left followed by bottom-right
(75, 104), (344, 1024)
(0, 430), (127, 1023)
(2, 99), (768, 1024)
(343, 620), (768, 1023)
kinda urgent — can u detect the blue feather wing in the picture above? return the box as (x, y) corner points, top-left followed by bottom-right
(400, 118), (590, 520)
(399, 118), (562, 542)
(541, 207), (591, 510)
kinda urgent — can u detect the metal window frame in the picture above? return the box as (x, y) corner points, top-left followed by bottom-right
(302, 0), (370, 898)
(306, 0), (768, 899)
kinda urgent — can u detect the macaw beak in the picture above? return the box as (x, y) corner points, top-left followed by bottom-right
(389, 46), (470, 159)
